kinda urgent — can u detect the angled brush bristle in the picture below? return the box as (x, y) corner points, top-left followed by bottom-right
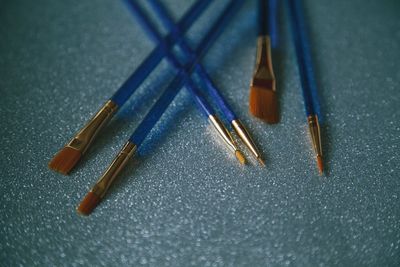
(77, 192), (101, 216)
(235, 150), (246, 165)
(48, 147), (81, 175)
(249, 85), (279, 124)
(317, 155), (324, 175)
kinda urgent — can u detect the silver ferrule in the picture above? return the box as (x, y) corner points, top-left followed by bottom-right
(91, 141), (137, 198)
(208, 115), (238, 153)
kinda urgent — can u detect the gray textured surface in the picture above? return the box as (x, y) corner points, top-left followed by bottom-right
(1, 0), (400, 266)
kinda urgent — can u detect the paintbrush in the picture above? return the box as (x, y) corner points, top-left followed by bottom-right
(77, 0), (243, 215)
(147, 0), (265, 166)
(125, 0), (246, 165)
(249, 0), (279, 123)
(287, 0), (323, 174)
(48, 0), (213, 174)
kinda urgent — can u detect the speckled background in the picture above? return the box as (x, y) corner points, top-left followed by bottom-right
(1, 0), (399, 266)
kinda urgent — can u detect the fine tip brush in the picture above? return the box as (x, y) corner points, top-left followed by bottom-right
(77, 0), (243, 215)
(148, 0), (265, 166)
(48, 0), (213, 175)
(249, 0), (279, 124)
(287, 0), (324, 174)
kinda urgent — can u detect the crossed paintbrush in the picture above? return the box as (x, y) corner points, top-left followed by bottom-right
(75, 0), (249, 215)
(49, 0), (325, 215)
(48, 0), (214, 175)
(49, 0), (264, 178)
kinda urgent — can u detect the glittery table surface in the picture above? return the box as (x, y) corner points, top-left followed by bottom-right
(1, 0), (399, 266)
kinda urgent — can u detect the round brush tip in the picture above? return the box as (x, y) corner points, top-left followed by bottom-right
(235, 150), (246, 165)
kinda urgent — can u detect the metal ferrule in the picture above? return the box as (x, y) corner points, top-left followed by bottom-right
(231, 119), (262, 159)
(66, 100), (118, 154)
(91, 142), (137, 198)
(251, 35), (276, 89)
(208, 115), (238, 153)
(307, 115), (323, 157)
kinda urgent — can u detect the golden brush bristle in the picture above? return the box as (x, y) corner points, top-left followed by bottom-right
(77, 192), (101, 216)
(235, 150), (246, 165)
(317, 155), (324, 175)
(48, 147), (81, 175)
(249, 85), (279, 124)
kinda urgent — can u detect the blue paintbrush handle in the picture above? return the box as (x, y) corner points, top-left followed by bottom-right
(287, 0), (321, 120)
(124, 0), (215, 117)
(268, 0), (279, 49)
(110, 0), (212, 107)
(147, 0), (237, 123)
(258, 0), (279, 48)
(129, 71), (184, 146)
(129, 1), (242, 146)
(287, 1), (314, 117)
(258, 0), (269, 36)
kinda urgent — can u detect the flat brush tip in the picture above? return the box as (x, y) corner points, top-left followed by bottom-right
(77, 192), (101, 216)
(317, 155), (324, 175)
(249, 85), (279, 124)
(235, 150), (246, 165)
(48, 147), (81, 175)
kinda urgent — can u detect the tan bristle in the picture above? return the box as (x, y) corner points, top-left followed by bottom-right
(249, 85), (279, 124)
(235, 150), (246, 165)
(77, 192), (101, 216)
(48, 147), (81, 175)
(317, 155), (324, 175)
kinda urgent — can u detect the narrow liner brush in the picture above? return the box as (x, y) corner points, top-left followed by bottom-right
(48, 0), (213, 174)
(287, 0), (323, 174)
(147, 0), (265, 166)
(125, 0), (245, 165)
(77, 0), (243, 215)
(249, 0), (279, 123)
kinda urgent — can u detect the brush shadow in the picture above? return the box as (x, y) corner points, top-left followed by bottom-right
(115, 67), (175, 121)
(136, 92), (193, 158)
(273, 0), (287, 124)
(320, 124), (332, 177)
(201, 4), (255, 89)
